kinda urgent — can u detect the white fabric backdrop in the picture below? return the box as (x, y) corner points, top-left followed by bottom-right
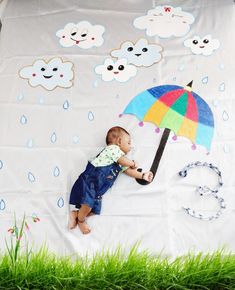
(0, 0), (234, 257)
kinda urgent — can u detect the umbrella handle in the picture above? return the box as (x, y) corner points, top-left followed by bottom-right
(136, 168), (150, 185)
(135, 128), (171, 185)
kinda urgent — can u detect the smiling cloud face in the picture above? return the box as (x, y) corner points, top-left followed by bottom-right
(19, 57), (74, 90)
(56, 21), (105, 48)
(95, 58), (137, 82)
(134, 6), (194, 38)
(184, 35), (220, 56)
(111, 38), (162, 67)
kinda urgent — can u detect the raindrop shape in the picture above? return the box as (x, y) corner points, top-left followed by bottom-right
(57, 197), (64, 208)
(0, 199), (6, 210)
(138, 121), (144, 127)
(212, 100), (219, 107)
(155, 127), (160, 133)
(88, 111), (94, 121)
(20, 115), (27, 125)
(0, 160), (3, 170)
(39, 96), (45, 104)
(17, 93), (24, 101)
(28, 172), (36, 183)
(27, 139), (33, 148)
(222, 110), (229, 121)
(50, 132), (57, 143)
(219, 63), (224, 70)
(63, 100), (69, 110)
(223, 144), (230, 153)
(202, 76), (208, 84)
(93, 80), (99, 87)
(219, 82), (225, 92)
(53, 166), (60, 177)
(178, 64), (185, 71)
(73, 136), (79, 144)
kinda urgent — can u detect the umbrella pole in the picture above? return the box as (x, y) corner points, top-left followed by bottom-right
(136, 128), (171, 185)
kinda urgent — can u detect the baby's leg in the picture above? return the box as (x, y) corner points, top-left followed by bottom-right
(69, 210), (78, 230)
(78, 204), (92, 234)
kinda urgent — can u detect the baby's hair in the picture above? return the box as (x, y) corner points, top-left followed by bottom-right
(106, 126), (129, 145)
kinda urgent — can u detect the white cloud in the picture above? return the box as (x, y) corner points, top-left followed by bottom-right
(19, 57), (74, 90)
(134, 6), (195, 38)
(95, 58), (137, 82)
(111, 38), (162, 67)
(184, 35), (220, 56)
(56, 21), (105, 48)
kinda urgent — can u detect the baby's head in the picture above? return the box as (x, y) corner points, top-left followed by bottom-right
(106, 126), (131, 154)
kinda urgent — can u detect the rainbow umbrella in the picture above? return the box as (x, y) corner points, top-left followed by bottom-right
(122, 81), (214, 185)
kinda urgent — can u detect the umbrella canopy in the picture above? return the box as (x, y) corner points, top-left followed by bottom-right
(123, 82), (214, 151)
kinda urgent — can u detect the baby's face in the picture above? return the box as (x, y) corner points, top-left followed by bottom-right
(119, 133), (132, 154)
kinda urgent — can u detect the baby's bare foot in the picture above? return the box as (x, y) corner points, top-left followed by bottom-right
(69, 210), (78, 229)
(78, 219), (91, 234)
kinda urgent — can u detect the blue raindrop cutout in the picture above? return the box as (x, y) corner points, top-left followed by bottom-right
(202, 76), (208, 84)
(27, 139), (33, 148)
(63, 100), (69, 110)
(0, 199), (6, 210)
(0, 160), (3, 170)
(28, 172), (36, 183)
(73, 136), (79, 144)
(88, 111), (94, 121)
(93, 80), (99, 87)
(17, 93), (24, 101)
(57, 197), (64, 208)
(39, 96), (45, 104)
(212, 100), (219, 107)
(178, 64), (185, 71)
(219, 83), (225, 92)
(219, 64), (224, 70)
(20, 115), (27, 125)
(50, 132), (57, 143)
(222, 110), (229, 121)
(53, 166), (60, 177)
(223, 144), (230, 153)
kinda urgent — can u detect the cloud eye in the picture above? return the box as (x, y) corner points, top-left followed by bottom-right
(203, 39), (209, 44)
(192, 40), (198, 45)
(118, 65), (125, 71)
(127, 47), (133, 52)
(142, 47), (148, 52)
(41, 67), (46, 71)
(70, 27), (78, 36)
(107, 65), (113, 71)
(81, 29), (88, 38)
(53, 67), (58, 72)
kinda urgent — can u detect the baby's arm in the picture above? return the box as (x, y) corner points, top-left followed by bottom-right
(124, 168), (153, 183)
(117, 156), (137, 169)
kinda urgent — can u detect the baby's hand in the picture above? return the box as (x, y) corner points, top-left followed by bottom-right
(130, 160), (137, 169)
(143, 171), (154, 183)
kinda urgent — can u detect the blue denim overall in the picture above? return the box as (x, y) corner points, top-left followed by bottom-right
(69, 162), (122, 214)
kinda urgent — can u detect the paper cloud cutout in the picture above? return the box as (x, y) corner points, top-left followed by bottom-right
(56, 21), (105, 49)
(111, 38), (163, 67)
(134, 6), (194, 38)
(95, 58), (137, 82)
(184, 35), (220, 56)
(19, 57), (74, 90)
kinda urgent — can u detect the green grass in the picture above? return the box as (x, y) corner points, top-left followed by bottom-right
(0, 245), (235, 290)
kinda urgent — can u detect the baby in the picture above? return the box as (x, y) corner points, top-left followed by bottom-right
(69, 126), (153, 234)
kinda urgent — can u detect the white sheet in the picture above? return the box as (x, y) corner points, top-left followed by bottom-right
(0, 0), (235, 257)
